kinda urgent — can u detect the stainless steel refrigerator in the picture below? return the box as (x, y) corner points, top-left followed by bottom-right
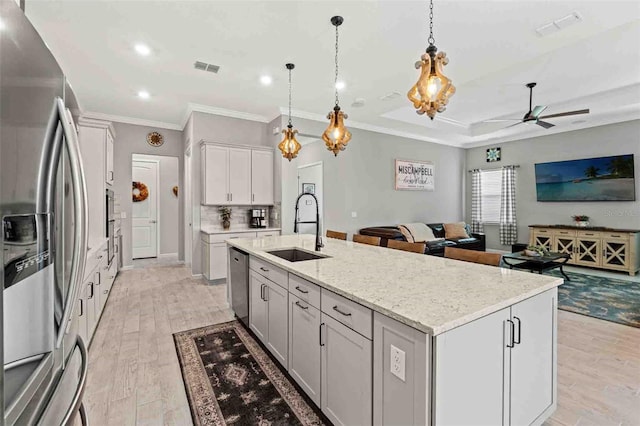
(2, 1), (89, 424)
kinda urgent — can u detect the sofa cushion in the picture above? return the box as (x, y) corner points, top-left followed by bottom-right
(398, 223), (442, 243)
(444, 222), (471, 239)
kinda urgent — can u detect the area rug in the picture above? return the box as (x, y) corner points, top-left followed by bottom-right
(173, 321), (325, 426)
(546, 269), (640, 328)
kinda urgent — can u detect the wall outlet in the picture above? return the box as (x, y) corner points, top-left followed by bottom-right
(273, 126), (280, 135)
(390, 345), (406, 382)
(121, 212), (127, 219)
(351, 211), (357, 218)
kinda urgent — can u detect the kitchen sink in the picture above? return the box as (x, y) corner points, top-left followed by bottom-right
(266, 248), (330, 262)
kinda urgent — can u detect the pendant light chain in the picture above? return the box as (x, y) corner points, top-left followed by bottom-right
(288, 66), (293, 127)
(428, 0), (435, 46)
(334, 23), (340, 107)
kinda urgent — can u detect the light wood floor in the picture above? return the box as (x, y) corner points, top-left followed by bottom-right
(84, 265), (640, 426)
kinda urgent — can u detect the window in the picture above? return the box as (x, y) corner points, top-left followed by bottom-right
(480, 170), (502, 223)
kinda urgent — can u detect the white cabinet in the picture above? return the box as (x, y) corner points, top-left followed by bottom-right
(78, 118), (115, 250)
(288, 295), (321, 406)
(228, 148), (252, 205)
(85, 273), (97, 340)
(105, 130), (114, 186)
(265, 278), (289, 366)
(200, 143), (274, 206)
(203, 231), (280, 280)
(321, 313), (372, 426)
(434, 288), (556, 425)
(249, 271), (269, 343)
(249, 270), (289, 366)
(201, 144), (229, 205)
(77, 280), (88, 346)
(251, 150), (274, 205)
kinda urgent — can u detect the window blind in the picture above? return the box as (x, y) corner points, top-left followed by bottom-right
(480, 170), (502, 223)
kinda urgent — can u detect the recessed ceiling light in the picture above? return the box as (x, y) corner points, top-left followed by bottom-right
(134, 43), (151, 56)
(137, 90), (150, 99)
(335, 81), (346, 91)
(260, 75), (273, 86)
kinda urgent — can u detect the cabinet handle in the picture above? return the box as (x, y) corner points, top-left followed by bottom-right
(263, 285), (268, 302)
(611, 234), (621, 238)
(260, 267), (269, 272)
(109, 171), (114, 181)
(295, 285), (309, 294)
(104, 290), (108, 294)
(234, 257), (239, 262)
(295, 300), (308, 310)
(319, 322), (325, 346)
(260, 284), (264, 300)
(513, 316), (521, 345)
(230, 193), (233, 202)
(79, 299), (83, 317)
(333, 305), (352, 317)
(88, 282), (94, 299)
(96, 271), (101, 286)
(506, 319), (515, 348)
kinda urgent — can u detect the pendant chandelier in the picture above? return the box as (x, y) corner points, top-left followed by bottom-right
(322, 16), (351, 156)
(407, 0), (455, 120)
(278, 63), (302, 161)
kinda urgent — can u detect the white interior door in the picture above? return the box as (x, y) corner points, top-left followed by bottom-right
(297, 162), (323, 236)
(184, 145), (192, 266)
(132, 160), (158, 259)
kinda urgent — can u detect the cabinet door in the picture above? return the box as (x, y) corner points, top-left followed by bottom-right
(575, 237), (601, 267)
(510, 290), (556, 426)
(202, 242), (211, 280)
(321, 314), (372, 426)
(434, 307), (510, 426)
(251, 150), (274, 205)
(202, 145), (229, 205)
(210, 243), (228, 280)
(228, 148), (252, 205)
(553, 236), (576, 263)
(602, 238), (630, 271)
(532, 230), (553, 252)
(266, 281), (288, 366)
(289, 296), (321, 406)
(77, 283), (88, 345)
(105, 130), (114, 185)
(86, 279), (97, 340)
(249, 272), (268, 344)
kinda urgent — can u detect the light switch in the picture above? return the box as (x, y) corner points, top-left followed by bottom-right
(121, 212), (127, 219)
(390, 345), (406, 382)
(351, 211), (357, 218)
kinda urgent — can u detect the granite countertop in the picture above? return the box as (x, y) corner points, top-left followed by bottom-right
(227, 234), (563, 336)
(200, 226), (281, 235)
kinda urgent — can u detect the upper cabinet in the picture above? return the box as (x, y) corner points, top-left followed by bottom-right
(201, 143), (274, 206)
(251, 150), (274, 205)
(78, 118), (115, 250)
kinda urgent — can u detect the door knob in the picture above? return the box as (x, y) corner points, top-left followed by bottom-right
(149, 220), (157, 223)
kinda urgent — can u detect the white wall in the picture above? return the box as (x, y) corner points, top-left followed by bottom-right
(465, 120), (640, 250)
(112, 122), (184, 267)
(278, 117), (466, 237)
(132, 154), (179, 256)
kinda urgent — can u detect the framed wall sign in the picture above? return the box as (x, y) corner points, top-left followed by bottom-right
(395, 159), (435, 191)
(302, 183), (315, 194)
(486, 147), (501, 162)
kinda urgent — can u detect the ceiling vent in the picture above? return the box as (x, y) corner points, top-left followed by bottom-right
(194, 61), (220, 74)
(352, 98), (366, 107)
(535, 11), (582, 37)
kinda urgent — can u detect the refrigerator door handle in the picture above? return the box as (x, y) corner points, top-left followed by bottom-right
(54, 98), (88, 348)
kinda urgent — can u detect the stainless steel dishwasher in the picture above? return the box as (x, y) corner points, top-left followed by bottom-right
(229, 247), (249, 327)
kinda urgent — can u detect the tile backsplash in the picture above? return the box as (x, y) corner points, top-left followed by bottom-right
(201, 205), (274, 230)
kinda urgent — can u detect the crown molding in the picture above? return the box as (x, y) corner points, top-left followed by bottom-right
(81, 111), (182, 131)
(181, 103), (270, 128)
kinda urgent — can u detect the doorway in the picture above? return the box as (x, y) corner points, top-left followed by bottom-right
(131, 154), (179, 260)
(296, 162), (324, 236)
(184, 144), (192, 267)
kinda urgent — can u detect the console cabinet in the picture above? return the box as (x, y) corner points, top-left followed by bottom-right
(529, 225), (639, 275)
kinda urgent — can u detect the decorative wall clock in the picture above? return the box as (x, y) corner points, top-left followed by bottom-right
(146, 131), (164, 147)
(486, 147), (501, 162)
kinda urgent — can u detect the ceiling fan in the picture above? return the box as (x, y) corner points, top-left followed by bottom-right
(484, 82), (589, 129)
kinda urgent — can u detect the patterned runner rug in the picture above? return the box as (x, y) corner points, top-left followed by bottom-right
(546, 269), (640, 328)
(174, 321), (325, 426)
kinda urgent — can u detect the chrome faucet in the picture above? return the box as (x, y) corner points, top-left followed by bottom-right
(294, 192), (323, 251)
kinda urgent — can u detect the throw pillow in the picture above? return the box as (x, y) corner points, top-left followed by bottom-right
(399, 223), (441, 243)
(444, 222), (470, 239)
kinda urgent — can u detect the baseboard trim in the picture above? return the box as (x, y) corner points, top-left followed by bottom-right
(120, 265), (134, 271)
(191, 273), (203, 278)
(158, 252), (179, 258)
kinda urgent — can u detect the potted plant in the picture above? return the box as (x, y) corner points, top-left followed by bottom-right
(571, 215), (590, 227)
(219, 206), (232, 230)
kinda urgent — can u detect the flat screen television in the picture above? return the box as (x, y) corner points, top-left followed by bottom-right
(535, 154), (635, 202)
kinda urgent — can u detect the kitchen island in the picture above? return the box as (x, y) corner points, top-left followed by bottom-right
(227, 234), (562, 426)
